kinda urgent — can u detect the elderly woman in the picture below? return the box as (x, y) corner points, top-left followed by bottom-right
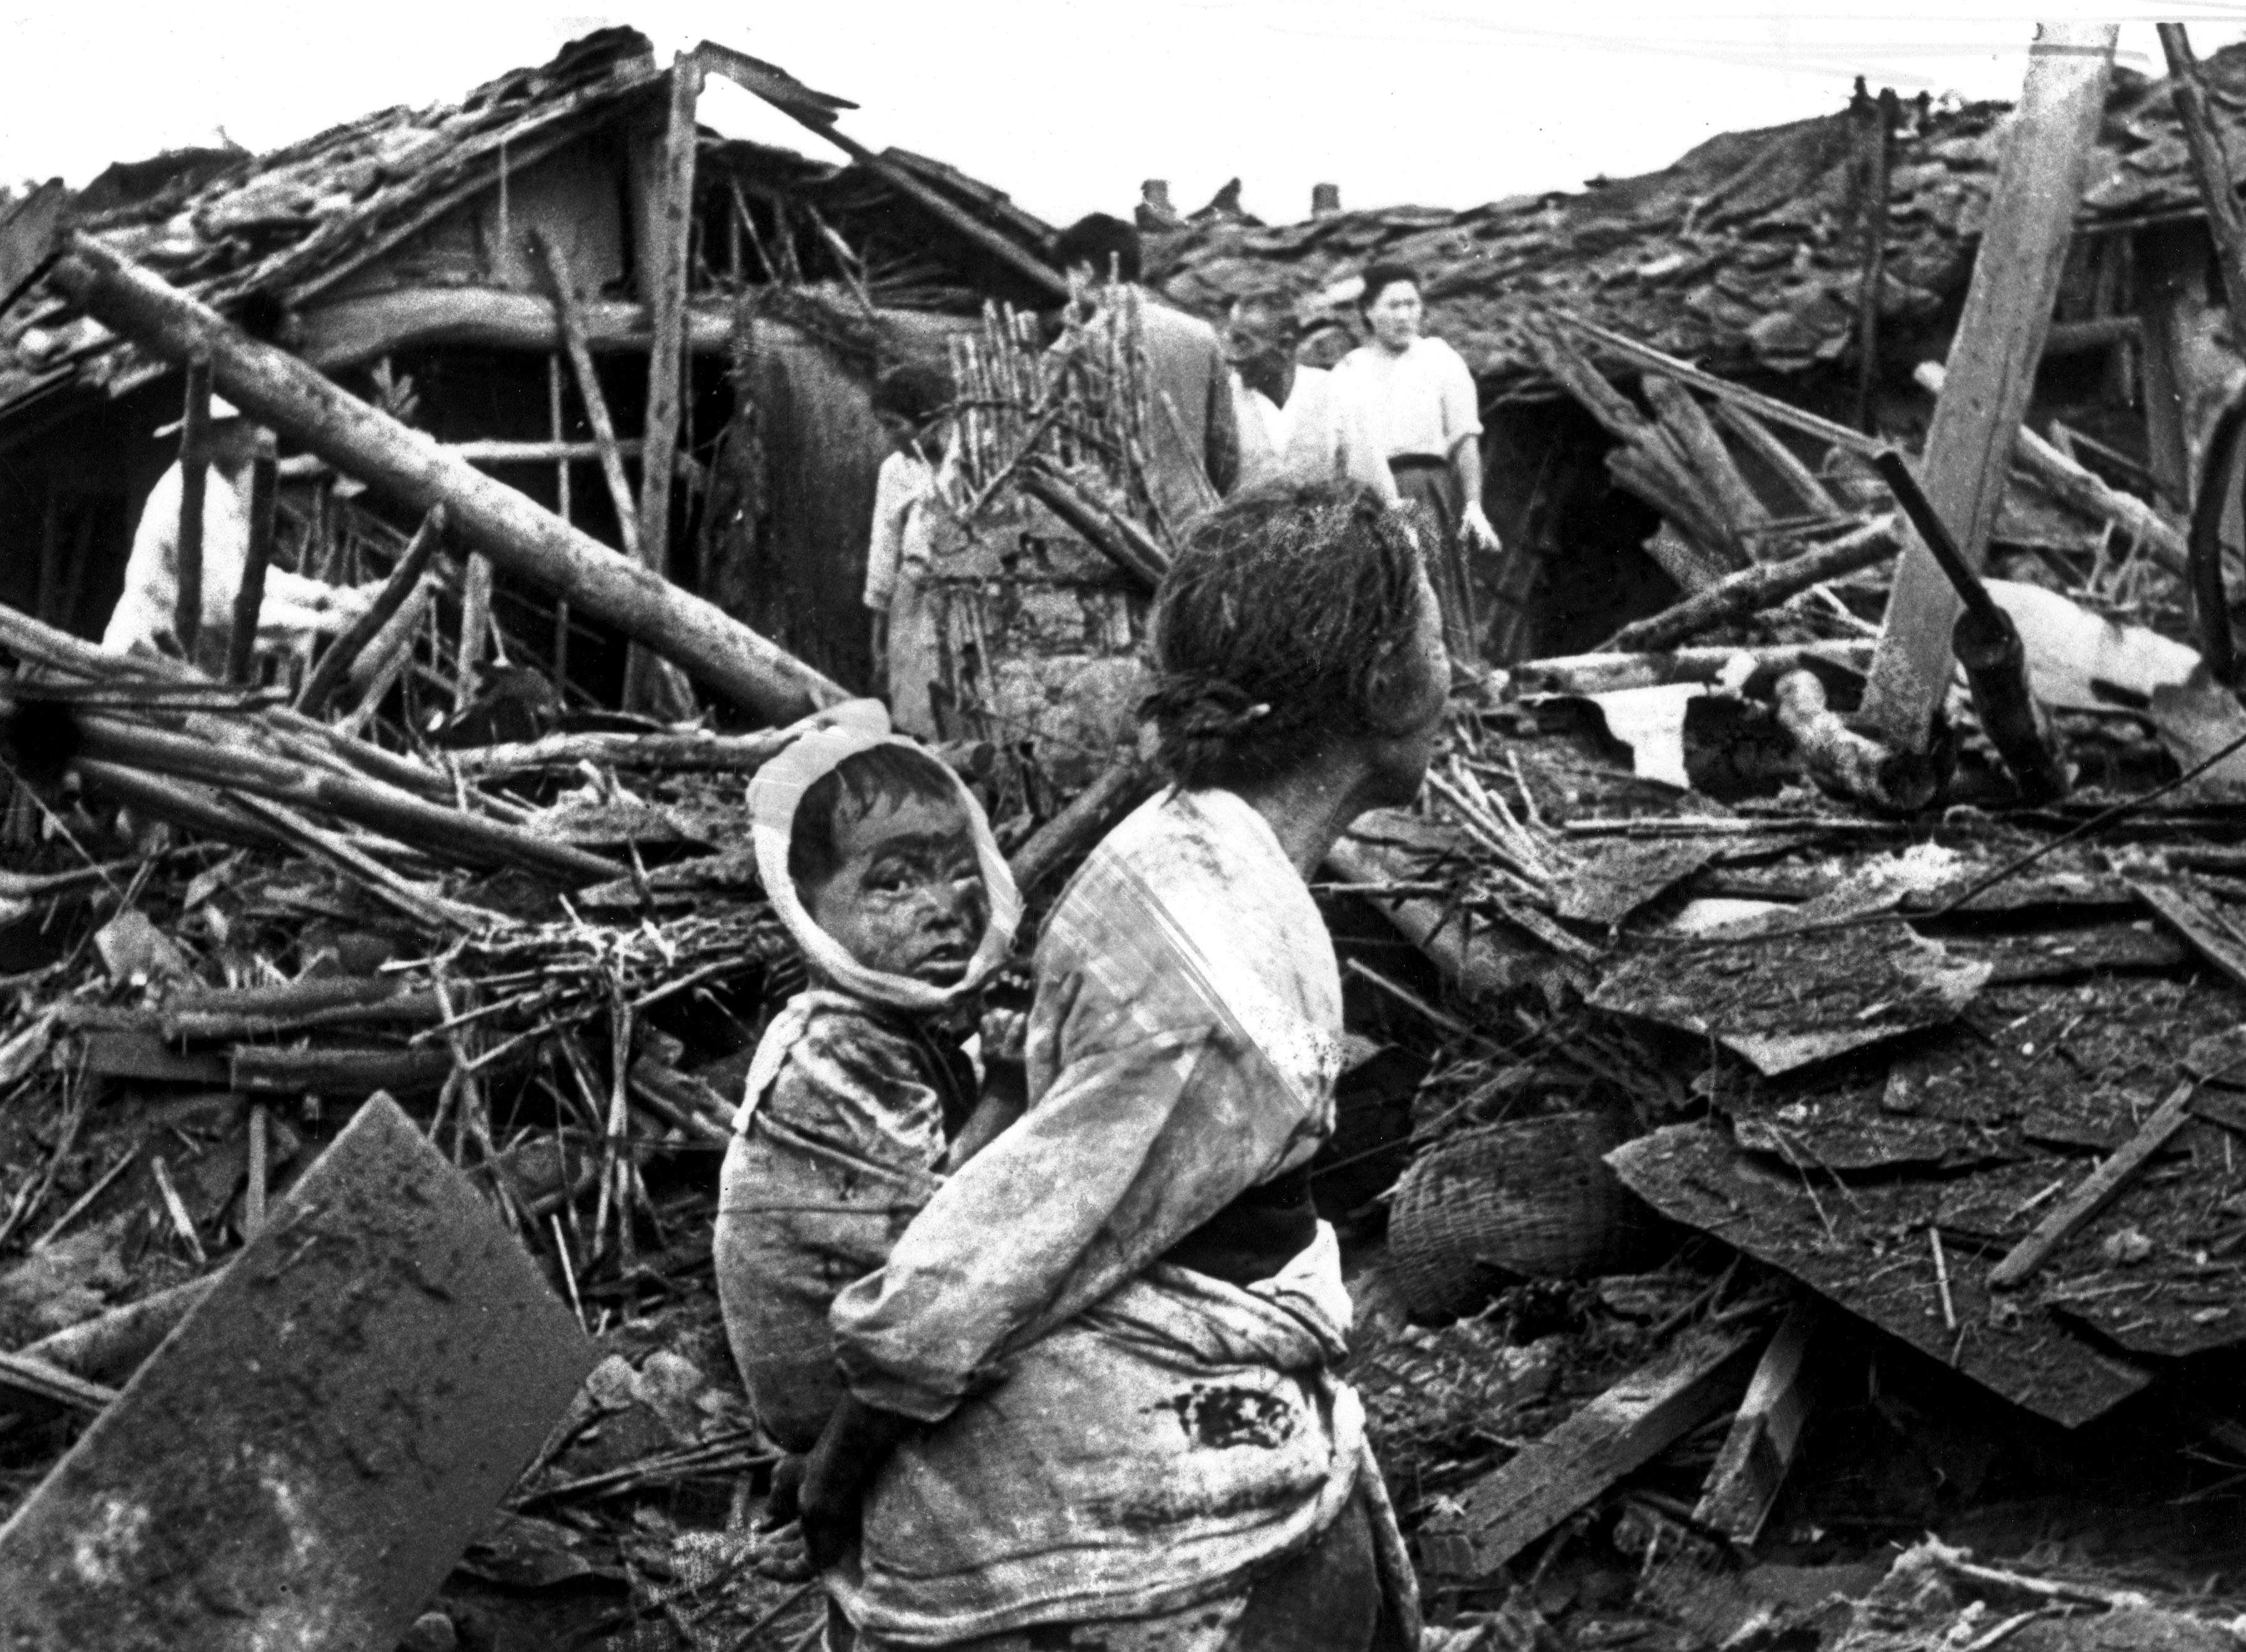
(799, 481), (1446, 1651)
(1330, 263), (1499, 663)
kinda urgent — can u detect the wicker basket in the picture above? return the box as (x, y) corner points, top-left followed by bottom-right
(1387, 1112), (1660, 1318)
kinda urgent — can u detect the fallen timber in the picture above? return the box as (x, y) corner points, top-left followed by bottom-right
(45, 236), (847, 727)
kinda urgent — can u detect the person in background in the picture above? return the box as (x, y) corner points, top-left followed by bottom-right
(1329, 262), (1500, 663)
(105, 398), (375, 668)
(1050, 213), (1240, 538)
(863, 363), (957, 741)
(1223, 289), (1384, 490)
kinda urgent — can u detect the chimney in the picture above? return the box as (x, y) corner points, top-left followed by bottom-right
(1141, 179), (1175, 216)
(1311, 183), (1342, 218)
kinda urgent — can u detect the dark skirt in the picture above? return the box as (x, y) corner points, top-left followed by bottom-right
(1389, 457), (1477, 662)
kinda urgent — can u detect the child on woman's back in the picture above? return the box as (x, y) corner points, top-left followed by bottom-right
(715, 722), (1021, 1454)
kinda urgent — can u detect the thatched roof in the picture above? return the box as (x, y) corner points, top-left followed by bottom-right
(1150, 45), (2246, 398)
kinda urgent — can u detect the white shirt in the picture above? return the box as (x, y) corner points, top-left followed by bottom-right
(1329, 335), (1483, 465)
(104, 460), (358, 655)
(1231, 365), (1388, 491)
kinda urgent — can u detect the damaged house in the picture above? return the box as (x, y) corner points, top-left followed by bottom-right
(1150, 43), (2246, 663)
(0, 26), (1061, 709)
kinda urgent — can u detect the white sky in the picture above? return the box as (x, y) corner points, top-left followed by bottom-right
(6, 4), (2246, 226)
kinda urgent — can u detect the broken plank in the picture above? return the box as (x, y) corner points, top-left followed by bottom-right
(1419, 1327), (1761, 1577)
(1988, 1078), (2198, 1291)
(1509, 640), (1874, 698)
(1642, 375), (1771, 535)
(2132, 879), (2246, 994)
(0, 1094), (594, 1652)
(1860, 24), (2116, 748)
(1693, 1306), (1821, 1543)
(1599, 515), (1899, 654)
(1712, 401), (1839, 516)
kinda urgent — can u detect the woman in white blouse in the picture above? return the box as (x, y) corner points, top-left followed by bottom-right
(1329, 262), (1499, 660)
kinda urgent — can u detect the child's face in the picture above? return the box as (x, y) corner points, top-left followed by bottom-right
(803, 793), (988, 985)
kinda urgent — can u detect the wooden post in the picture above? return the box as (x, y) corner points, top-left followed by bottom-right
(48, 237), (846, 725)
(2159, 26), (2246, 333)
(623, 53), (704, 717)
(174, 355), (213, 658)
(548, 353), (572, 695)
(530, 232), (642, 559)
(295, 505), (445, 718)
(2134, 223), (2203, 508)
(453, 553), (492, 710)
(2160, 22), (2246, 587)
(1854, 84), (1899, 432)
(225, 434), (278, 684)
(1859, 23), (2116, 750)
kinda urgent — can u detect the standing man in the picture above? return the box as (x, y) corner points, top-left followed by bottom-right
(1049, 213), (1240, 542)
(1223, 290), (1384, 490)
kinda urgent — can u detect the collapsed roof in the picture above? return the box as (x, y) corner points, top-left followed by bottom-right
(1150, 45), (2246, 396)
(0, 27), (1056, 433)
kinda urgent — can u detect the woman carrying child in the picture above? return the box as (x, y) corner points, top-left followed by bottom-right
(801, 481), (1448, 1650)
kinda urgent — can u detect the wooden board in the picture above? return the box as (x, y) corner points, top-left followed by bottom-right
(1860, 24), (2117, 746)
(0, 1094), (594, 1652)
(1418, 1326), (1760, 1577)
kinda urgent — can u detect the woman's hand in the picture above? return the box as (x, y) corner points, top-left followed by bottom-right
(800, 1395), (918, 1570)
(1460, 503), (1502, 555)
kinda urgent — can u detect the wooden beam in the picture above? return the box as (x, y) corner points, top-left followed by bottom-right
(2133, 224), (2203, 507)
(224, 436), (278, 685)
(699, 43), (1068, 301)
(298, 286), (734, 370)
(1419, 1329), (1761, 1578)
(1712, 402), (1839, 516)
(1860, 24), (2116, 748)
(531, 232), (642, 563)
(1692, 1308), (1821, 1543)
(1854, 86), (1899, 430)
(48, 236), (847, 725)
(1599, 515), (1900, 653)
(1642, 375), (1770, 541)
(1988, 1078), (2196, 1290)
(174, 355), (213, 658)
(2159, 26), (2246, 336)
(1915, 360), (2190, 577)
(624, 53), (704, 715)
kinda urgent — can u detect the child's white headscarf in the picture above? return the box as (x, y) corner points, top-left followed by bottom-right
(748, 700), (1020, 1015)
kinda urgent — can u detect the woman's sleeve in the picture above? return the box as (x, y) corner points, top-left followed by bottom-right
(864, 455), (911, 611)
(831, 1024), (1253, 1422)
